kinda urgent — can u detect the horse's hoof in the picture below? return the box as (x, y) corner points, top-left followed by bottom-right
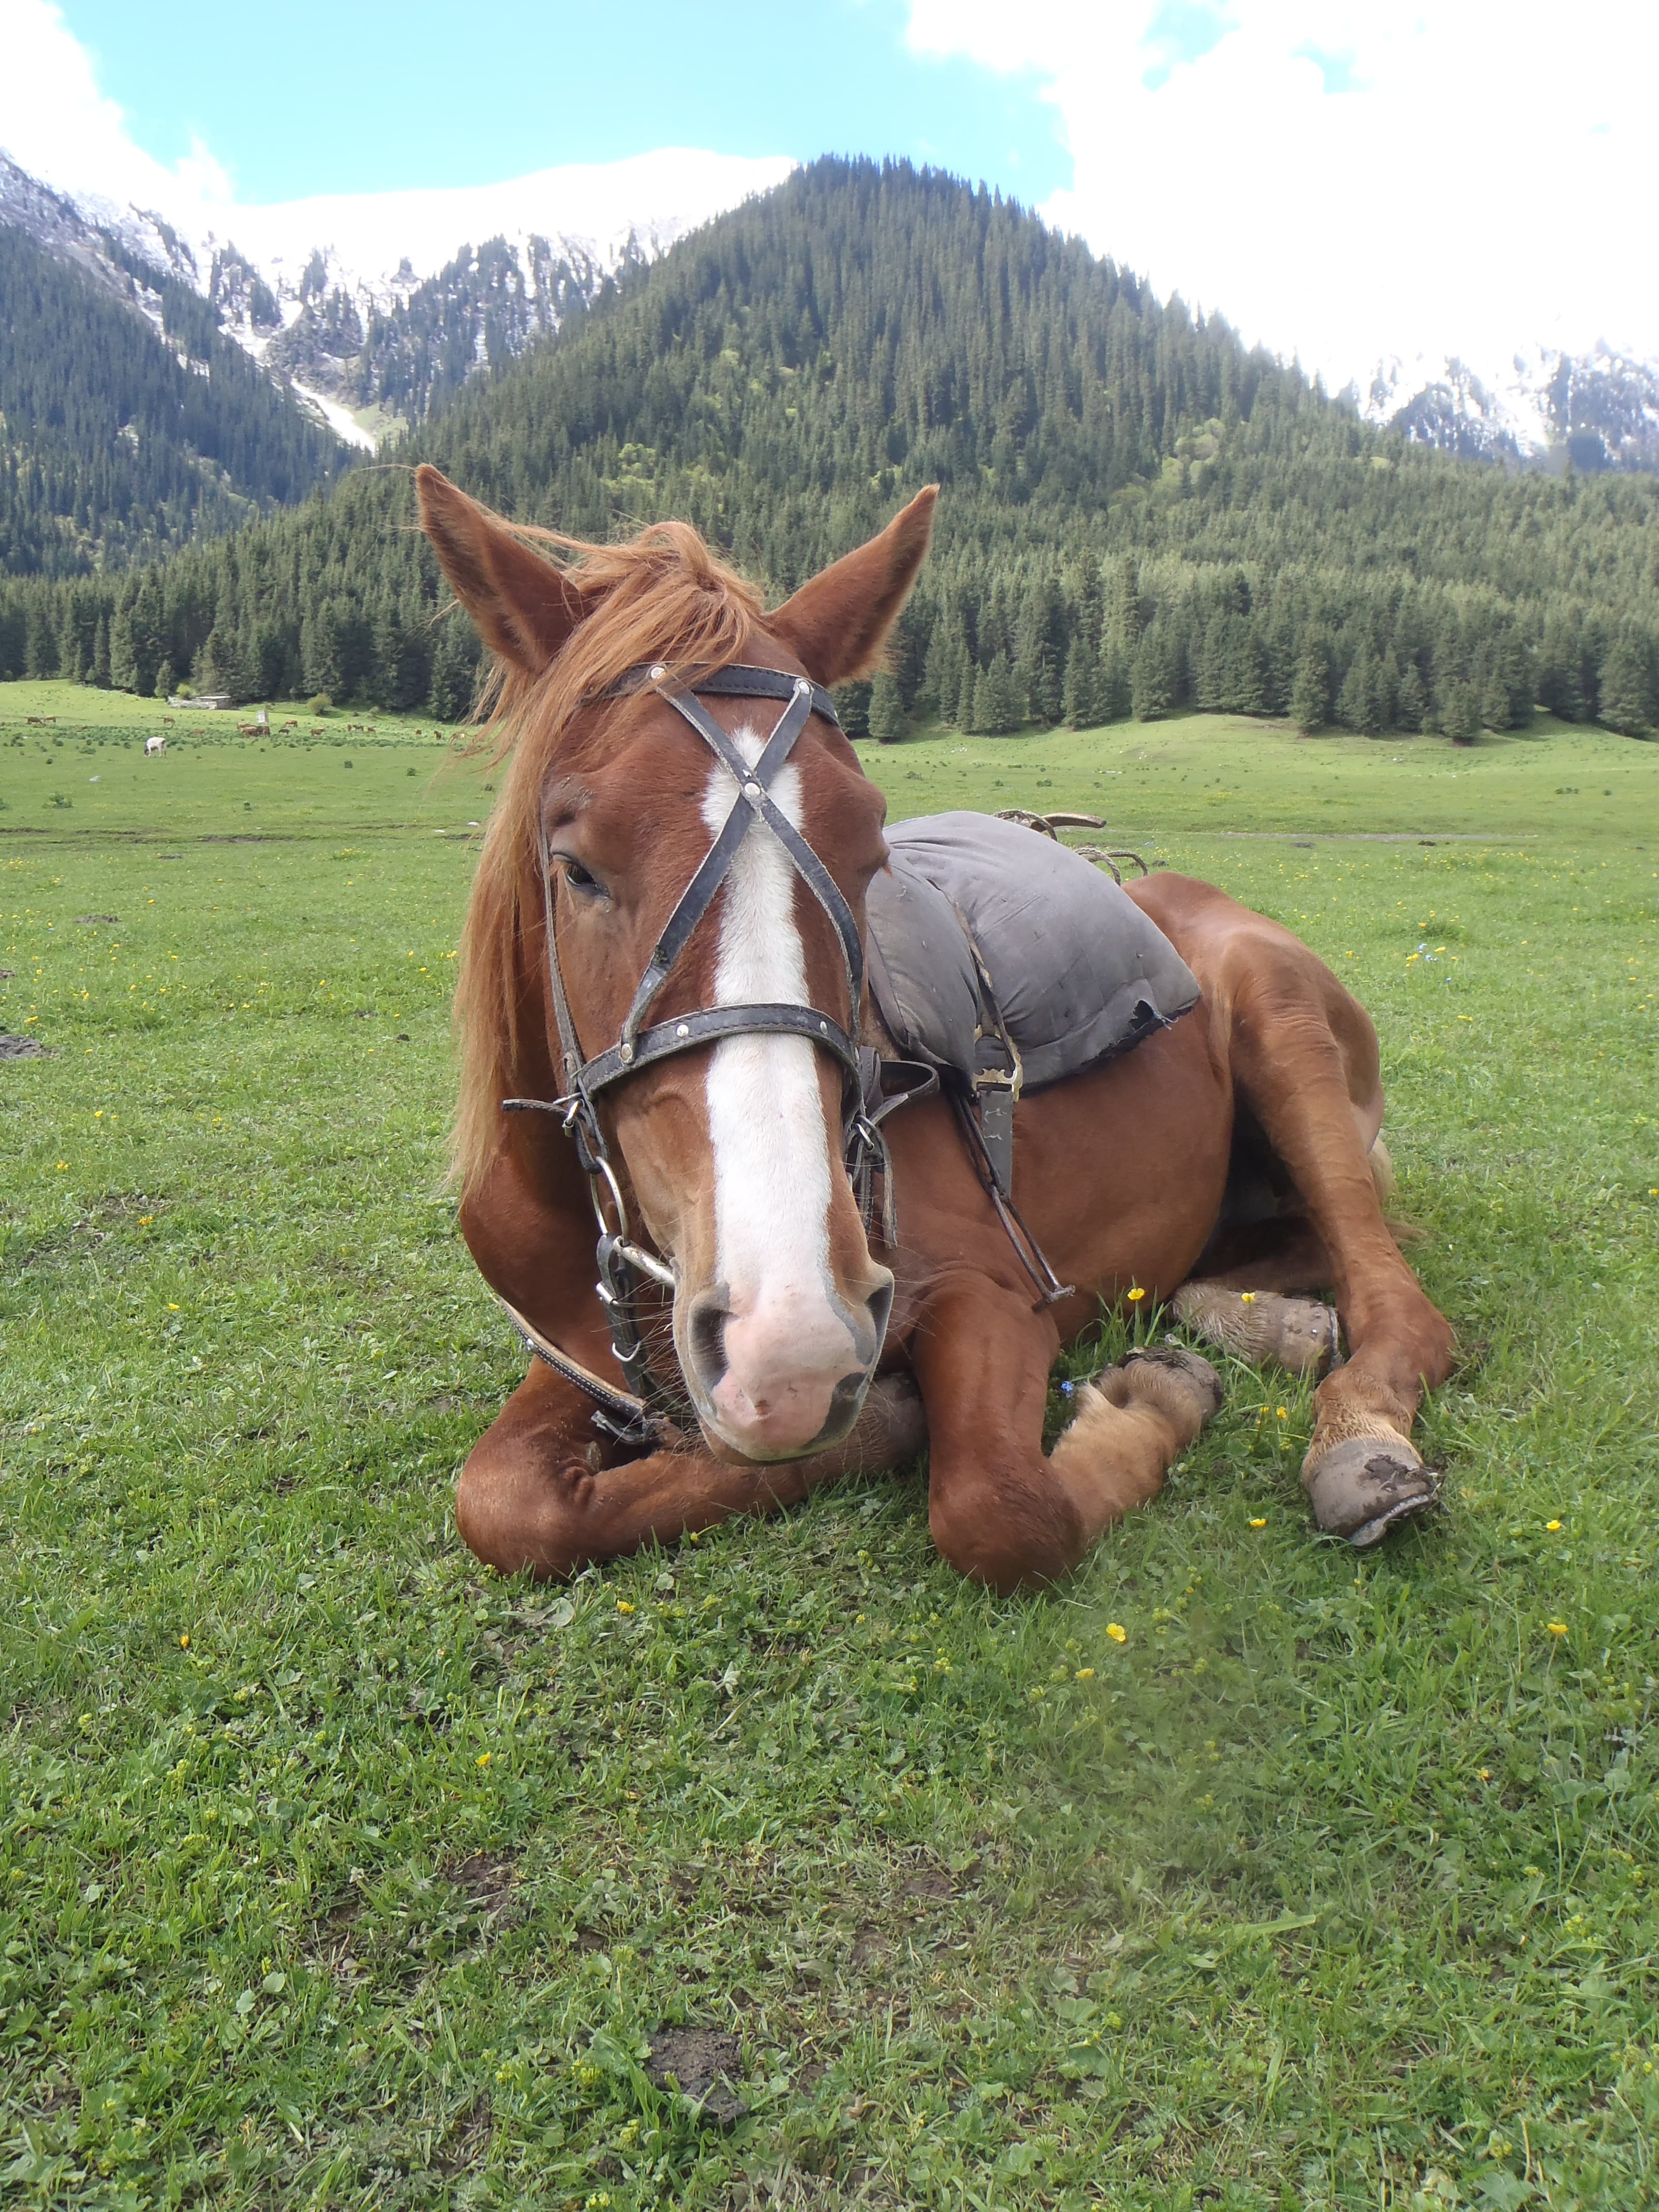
(1170, 1284), (1341, 1376)
(1118, 1344), (1225, 1422)
(1302, 1434), (1440, 1546)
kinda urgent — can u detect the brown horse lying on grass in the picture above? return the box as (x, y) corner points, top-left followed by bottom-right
(417, 463), (1457, 1594)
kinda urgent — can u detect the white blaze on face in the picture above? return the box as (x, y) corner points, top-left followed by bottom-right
(697, 727), (855, 1439)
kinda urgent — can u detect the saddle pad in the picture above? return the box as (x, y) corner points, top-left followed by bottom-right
(866, 811), (1200, 1091)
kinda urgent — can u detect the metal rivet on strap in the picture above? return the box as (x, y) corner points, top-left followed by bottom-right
(819, 1020), (829, 1034)
(675, 1022), (690, 1038)
(795, 676), (812, 696)
(619, 1040), (635, 1065)
(648, 663), (667, 682)
(743, 780), (762, 801)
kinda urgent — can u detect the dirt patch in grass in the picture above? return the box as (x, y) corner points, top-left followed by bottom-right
(645, 2025), (748, 2125)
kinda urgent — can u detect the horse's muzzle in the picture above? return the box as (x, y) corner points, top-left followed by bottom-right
(685, 1273), (891, 1461)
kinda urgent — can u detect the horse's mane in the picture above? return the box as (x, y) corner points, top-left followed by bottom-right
(452, 517), (768, 1195)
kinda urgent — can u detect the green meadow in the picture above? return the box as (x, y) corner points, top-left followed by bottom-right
(3, 681), (1658, 2210)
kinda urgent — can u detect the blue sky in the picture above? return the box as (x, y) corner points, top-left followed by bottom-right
(9, 1), (1654, 381)
(53, 0), (1070, 207)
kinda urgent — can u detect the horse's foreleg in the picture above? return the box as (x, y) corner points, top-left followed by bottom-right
(1227, 977), (1457, 1545)
(456, 1360), (926, 1577)
(913, 1292), (1221, 1593)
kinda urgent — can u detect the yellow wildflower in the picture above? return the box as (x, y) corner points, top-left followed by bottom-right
(1240, 1291), (1256, 1303)
(1276, 1407), (1288, 1420)
(476, 1752), (493, 1767)
(1105, 1622), (1127, 1644)
(616, 1600), (635, 1614)
(1546, 1520), (1562, 1532)
(1547, 1621), (1569, 1637)
(1249, 1517), (1267, 1528)
(1127, 1286), (1146, 1304)
(1075, 1667), (1095, 1680)
(178, 1633), (189, 1649)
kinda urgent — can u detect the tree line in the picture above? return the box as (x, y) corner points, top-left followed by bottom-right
(4, 158), (1656, 738)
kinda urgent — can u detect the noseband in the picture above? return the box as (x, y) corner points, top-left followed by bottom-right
(501, 662), (895, 1446)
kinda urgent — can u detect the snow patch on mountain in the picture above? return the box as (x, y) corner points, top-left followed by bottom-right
(1352, 344), (1659, 471)
(201, 149), (794, 319)
(1, 141), (793, 444)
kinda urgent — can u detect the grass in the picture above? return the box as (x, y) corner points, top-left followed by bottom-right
(3, 691), (1658, 2210)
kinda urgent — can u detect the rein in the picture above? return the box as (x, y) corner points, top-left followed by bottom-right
(501, 662), (896, 1447)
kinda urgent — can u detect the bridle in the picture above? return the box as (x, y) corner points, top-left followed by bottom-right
(500, 662), (898, 1447)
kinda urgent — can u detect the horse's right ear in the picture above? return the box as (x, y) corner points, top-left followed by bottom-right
(416, 464), (583, 675)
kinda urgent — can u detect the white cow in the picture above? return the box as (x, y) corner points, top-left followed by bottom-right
(144, 733), (166, 757)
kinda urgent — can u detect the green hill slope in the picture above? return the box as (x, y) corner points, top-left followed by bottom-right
(4, 159), (1657, 737)
(0, 221), (351, 582)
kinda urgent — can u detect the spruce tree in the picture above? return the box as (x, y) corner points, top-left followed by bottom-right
(1291, 648), (1331, 735)
(1061, 635), (1098, 728)
(1442, 681), (1481, 745)
(868, 670), (906, 744)
(1598, 637), (1655, 736)
(1131, 626), (1175, 722)
(1396, 662), (1428, 733)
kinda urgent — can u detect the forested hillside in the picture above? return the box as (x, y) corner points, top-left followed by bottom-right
(5, 159), (1657, 737)
(0, 221), (349, 581)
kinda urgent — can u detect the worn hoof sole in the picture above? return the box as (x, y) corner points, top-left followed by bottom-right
(1170, 1284), (1341, 1377)
(1304, 1435), (1441, 1546)
(1120, 1343), (1225, 1420)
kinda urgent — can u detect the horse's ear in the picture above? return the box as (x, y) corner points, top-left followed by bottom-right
(416, 464), (583, 675)
(769, 486), (938, 687)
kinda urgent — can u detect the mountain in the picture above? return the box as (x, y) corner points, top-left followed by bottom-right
(0, 155), (350, 579)
(0, 141), (794, 577)
(1356, 345), (1659, 473)
(4, 147), (794, 447)
(5, 157), (1657, 739)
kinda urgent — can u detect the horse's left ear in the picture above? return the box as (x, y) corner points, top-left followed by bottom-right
(769, 486), (938, 687)
(416, 463), (584, 674)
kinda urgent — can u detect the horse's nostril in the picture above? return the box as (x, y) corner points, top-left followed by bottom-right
(688, 1298), (730, 1390)
(864, 1276), (894, 1360)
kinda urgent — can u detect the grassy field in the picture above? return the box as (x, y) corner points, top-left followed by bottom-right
(3, 685), (1657, 2210)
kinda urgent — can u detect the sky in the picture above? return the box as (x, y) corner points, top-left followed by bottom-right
(3, 0), (1656, 389)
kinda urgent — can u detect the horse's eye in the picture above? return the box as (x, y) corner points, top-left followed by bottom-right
(562, 858), (599, 892)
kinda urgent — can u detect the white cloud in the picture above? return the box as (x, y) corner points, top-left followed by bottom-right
(905, 0), (1659, 384)
(0, 0), (219, 213)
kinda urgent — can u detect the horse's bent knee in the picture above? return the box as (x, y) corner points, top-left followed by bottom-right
(928, 1472), (1084, 1593)
(454, 1443), (585, 1580)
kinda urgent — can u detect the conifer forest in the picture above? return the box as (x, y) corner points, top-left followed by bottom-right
(4, 159), (1656, 740)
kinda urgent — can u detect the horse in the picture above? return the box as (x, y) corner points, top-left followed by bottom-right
(416, 463), (1457, 1594)
(144, 734), (166, 757)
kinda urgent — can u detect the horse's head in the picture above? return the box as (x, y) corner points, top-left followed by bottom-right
(419, 466), (936, 1463)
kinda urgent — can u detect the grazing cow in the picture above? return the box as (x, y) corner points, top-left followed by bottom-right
(145, 734), (166, 757)
(280, 719), (298, 731)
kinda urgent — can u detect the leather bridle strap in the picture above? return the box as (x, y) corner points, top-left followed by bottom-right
(502, 662), (886, 1446)
(597, 670), (864, 1092)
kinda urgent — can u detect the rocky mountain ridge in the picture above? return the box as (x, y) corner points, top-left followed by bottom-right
(1353, 344), (1659, 473)
(0, 146), (792, 446)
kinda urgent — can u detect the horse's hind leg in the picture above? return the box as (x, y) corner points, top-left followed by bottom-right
(1216, 944), (1457, 1545)
(1172, 1117), (1400, 1377)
